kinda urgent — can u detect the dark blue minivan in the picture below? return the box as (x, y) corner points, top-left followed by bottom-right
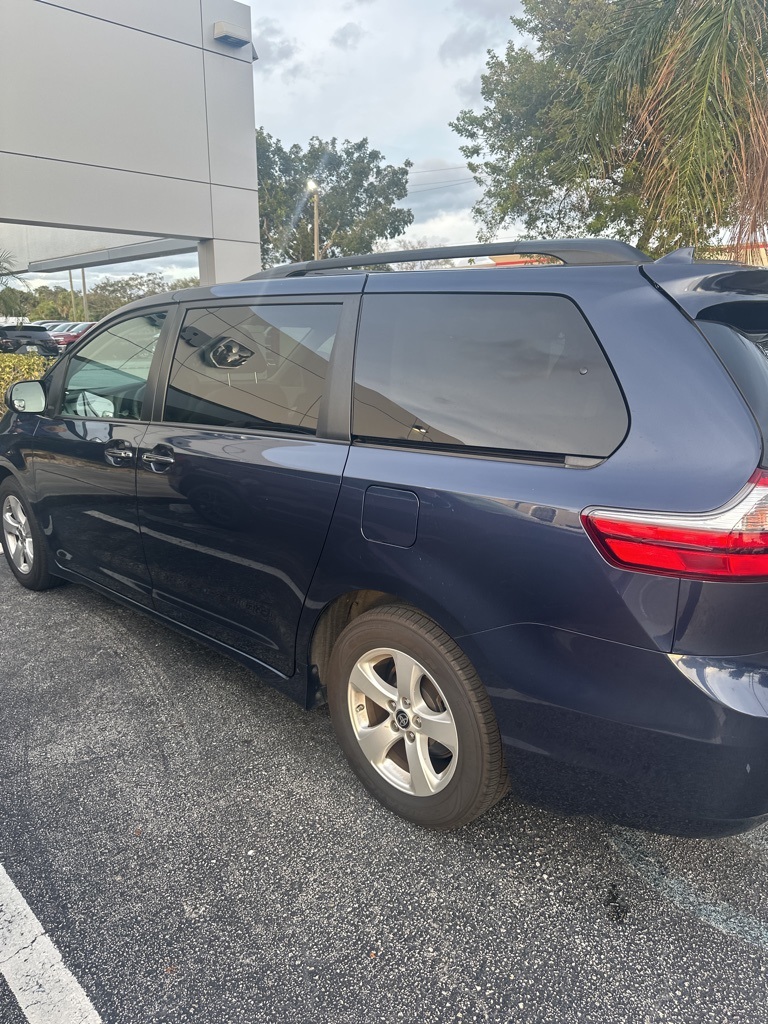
(4, 239), (768, 836)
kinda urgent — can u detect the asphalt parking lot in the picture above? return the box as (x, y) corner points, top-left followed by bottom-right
(1, 566), (768, 1024)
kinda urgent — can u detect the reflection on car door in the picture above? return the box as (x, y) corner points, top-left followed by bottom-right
(32, 311), (169, 604)
(136, 300), (350, 677)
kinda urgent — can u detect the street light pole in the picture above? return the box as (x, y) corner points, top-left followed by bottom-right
(307, 180), (320, 260)
(313, 190), (319, 261)
(67, 270), (77, 320)
(80, 267), (89, 320)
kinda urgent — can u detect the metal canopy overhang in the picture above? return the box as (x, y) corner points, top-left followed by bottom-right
(27, 237), (199, 274)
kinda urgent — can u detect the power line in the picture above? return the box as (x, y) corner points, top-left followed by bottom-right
(408, 178), (477, 194)
(409, 164), (469, 174)
(409, 176), (477, 188)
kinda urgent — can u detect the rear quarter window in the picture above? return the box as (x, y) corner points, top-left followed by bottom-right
(697, 313), (768, 461)
(352, 292), (628, 459)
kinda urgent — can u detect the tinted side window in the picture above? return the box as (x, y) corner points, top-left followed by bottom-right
(163, 304), (341, 435)
(61, 312), (166, 420)
(352, 293), (627, 458)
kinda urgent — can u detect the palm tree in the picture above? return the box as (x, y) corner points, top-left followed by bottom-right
(580, 0), (768, 254)
(0, 251), (28, 322)
(0, 249), (19, 286)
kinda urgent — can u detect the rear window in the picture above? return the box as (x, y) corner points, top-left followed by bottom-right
(352, 293), (627, 459)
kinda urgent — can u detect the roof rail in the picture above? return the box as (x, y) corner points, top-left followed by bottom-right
(245, 238), (652, 280)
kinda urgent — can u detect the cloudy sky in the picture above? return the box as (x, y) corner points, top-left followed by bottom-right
(21, 0), (522, 292)
(251, 0), (520, 244)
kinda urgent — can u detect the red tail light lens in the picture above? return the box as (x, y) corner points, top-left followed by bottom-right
(582, 470), (768, 580)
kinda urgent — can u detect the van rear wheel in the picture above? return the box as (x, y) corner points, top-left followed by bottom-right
(327, 604), (509, 830)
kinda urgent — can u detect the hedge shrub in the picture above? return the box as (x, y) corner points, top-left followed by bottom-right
(0, 354), (56, 415)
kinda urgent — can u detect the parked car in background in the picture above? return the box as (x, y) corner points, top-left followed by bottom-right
(4, 238), (768, 838)
(49, 321), (97, 350)
(31, 321), (69, 329)
(0, 325), (61, 357)
(44, 322), (76, 340)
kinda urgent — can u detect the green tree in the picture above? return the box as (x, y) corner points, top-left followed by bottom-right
(172, 275), (200, 291)
(451, 0), (767, 253)
(24, 286), (71, 321)
(86, 272), (175, 320)
(451, 1), (648, 245)
(1, 261), (199, 324)
(579, 0), (768, 252)
(0, 252), (26, 320)
(256, 130), (414, 266)
(0, 286), (27, 320)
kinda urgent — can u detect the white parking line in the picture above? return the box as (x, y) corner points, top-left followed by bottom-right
(0, 864), (102, 1024)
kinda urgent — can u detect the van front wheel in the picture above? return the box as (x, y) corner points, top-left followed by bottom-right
(327, 604), (509, 830)
(0, 480), (61, 591)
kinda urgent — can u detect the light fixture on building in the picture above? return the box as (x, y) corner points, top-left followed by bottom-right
(213, 21), (251, 48)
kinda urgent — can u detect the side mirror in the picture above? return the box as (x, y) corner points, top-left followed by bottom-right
(6, 380), (46, 414)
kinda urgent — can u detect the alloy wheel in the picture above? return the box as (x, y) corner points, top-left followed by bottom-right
(2, 495), (34, 575)
(347, 647), (459, 796)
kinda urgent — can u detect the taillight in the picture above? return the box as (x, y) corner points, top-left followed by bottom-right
(582, 470), (768, 581)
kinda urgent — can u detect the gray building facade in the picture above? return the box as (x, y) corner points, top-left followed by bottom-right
(0, 0), (261, 283)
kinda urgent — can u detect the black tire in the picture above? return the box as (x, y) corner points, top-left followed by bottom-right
(0, 479), (62, 591)
(327, 604), (509, 830)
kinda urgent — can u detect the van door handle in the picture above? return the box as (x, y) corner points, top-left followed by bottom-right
(104, 444), (134, 464)
(141, 447), (175, 471)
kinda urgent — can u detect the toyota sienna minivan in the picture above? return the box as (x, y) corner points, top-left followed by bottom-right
(3, 238), (768, 836)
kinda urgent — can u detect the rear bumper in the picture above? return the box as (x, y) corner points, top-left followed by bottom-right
(460, 623), (768, 836)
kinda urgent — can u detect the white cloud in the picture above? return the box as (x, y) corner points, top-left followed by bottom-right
(455, 72), (485, 107)
(253, 18), (301, 71)
(451, 0), (519, 21)
(439, 25), (495, 63)
(406, 173), (480, 220)
(330, 22), (364, 50)
(407, 209), (479, 245)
